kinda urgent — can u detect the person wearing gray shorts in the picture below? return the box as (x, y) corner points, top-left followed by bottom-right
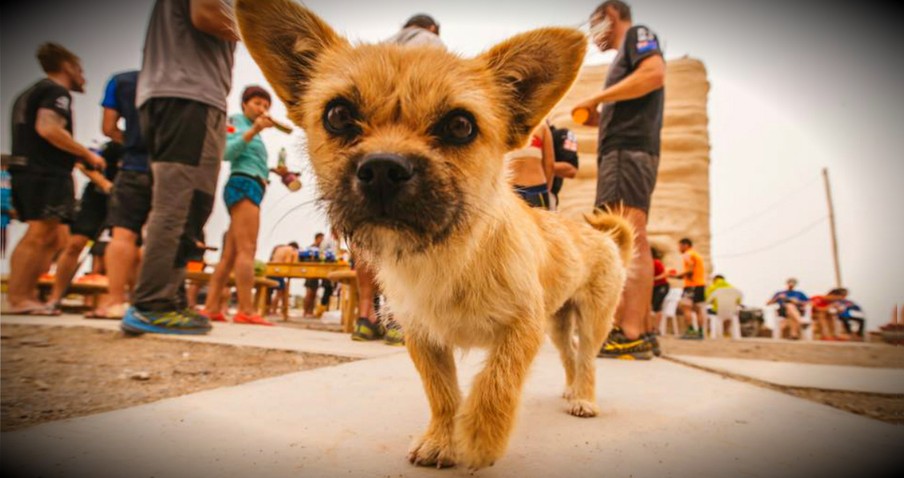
(572, 0), (666, 360)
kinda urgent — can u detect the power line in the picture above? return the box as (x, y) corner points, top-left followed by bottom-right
(714, 216), (828, 259)
(712, 174), (822, 238)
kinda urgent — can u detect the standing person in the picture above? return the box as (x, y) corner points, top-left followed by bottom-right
(121, 0), (237, 335)
(670, 238), (707, 339)
(506, 123), (556, 210)
(649, 247), (669, 337)
(6, 42), (106, 314)
(767, 278), (809, 340)
(313, 227), (341, 316)
(46, 142), (119, 313)
(93, 70), (151, 319)
(302, 232), (325, 317)
(202, 86), (276, 326)
(573, 1), (666, 359)
(1, 160), (13, 258)
(549, 124), (579, 210)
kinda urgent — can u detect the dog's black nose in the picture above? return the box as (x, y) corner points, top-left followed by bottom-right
(356, 153), (414, 195)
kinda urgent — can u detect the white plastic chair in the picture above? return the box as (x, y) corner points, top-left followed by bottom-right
(659, 288), (684, 336)
(768, 303), (814, 340)
(707, 288), (743, 339)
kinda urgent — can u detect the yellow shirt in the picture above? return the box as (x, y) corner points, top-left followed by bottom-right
(683, 249), (706, 287)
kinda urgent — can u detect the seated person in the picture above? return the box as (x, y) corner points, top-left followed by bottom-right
(830, 289), (865, 340)
(767, 277), (809, 340)
(810, 288), (847, 341)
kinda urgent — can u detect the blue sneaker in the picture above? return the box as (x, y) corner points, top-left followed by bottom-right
(121, 307), (212, 335)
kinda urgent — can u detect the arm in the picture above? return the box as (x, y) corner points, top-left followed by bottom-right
(75, 162), (113, 194)
(102, 108), (125, 145)
(554, 161), (577, 179)
(190, 0), (239, 41)
(35, 109), (105, 169)
(572, 54), (665, 126)
(224, 115), (274, 162)
(540, 124), (555, 192)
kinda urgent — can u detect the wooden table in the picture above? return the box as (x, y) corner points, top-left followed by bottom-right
(185, 270), (280, 316)
(265, 261), (353, 323)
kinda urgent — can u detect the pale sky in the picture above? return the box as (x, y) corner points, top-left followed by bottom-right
(2, 0), (902, 330)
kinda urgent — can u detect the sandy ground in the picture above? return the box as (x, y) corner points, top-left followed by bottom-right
(0, 324), (355, 432)
(2, 323), (902, 432)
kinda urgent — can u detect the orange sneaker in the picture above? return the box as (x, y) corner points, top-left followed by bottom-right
(200, 309), (227, 322)
(233, 312), (274, 326)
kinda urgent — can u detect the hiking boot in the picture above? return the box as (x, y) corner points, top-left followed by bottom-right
(383, 320), (405, 346)
(645, 332), (662, 357)
(121, 307), (212, 335)
(234, 311), (275, 326)
(598, 328), (653, 360)
(351, 317), (384, 341)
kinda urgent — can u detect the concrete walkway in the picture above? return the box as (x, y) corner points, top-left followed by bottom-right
(670, 354), (904, 394)
(2, 313), (903, 477)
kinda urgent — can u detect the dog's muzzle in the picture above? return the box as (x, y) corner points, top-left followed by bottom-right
(355, 153), (415, 204)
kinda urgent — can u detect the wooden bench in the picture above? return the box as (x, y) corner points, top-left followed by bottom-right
(184, 271), (280, 317)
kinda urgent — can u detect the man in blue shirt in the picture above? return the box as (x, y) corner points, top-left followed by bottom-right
(768, 277), (809, 339)
(95, 70), (150, 319)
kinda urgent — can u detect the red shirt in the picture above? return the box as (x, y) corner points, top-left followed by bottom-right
(653, 259), (668, 286)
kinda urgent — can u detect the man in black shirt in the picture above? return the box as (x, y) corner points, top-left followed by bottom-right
(6, 43), (106, 314)
(571, 0), (665, 359)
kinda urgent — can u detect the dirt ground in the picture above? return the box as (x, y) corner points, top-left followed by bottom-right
(0, 324), (354, 432)
(2, 323), (902, 433)
(659, 336), (904, 424)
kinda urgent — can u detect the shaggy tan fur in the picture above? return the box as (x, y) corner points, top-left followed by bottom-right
(235, 0), (634, 470)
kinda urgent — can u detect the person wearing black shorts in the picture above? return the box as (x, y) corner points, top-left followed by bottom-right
(572, 1), (666, 359)
(46, 142), (120, 309)
(6, 43), (106, 314)
(95, 70), (151, 319)
(650, 247), (670, 334)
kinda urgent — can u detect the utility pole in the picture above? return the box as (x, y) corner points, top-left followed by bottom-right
(822, 168), (842, 288)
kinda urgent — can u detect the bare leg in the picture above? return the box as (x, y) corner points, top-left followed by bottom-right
(8, 219), (64, 309)
(356, 259), (377, 323)
(47, 234), (90, 304)
(613, 207), (652, 340)
(99, 227), (139, 309)
(205, 223), (237, 314)
(229, 200), (260, 315)
(785, 304), (802, 339)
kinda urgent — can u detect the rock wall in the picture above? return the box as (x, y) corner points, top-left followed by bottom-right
(548, 57), (711, 276)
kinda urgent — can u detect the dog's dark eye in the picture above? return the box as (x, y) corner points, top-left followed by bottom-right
(435, 110), (478, 146)
(323, 100), (359, 137)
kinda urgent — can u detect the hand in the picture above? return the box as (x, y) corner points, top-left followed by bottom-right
(271, 165), (289, 177)
(85, 151), (106, 170)
(253, 114), (275, 132)
(98, 178), (114, 195)
(571, 97), (601, 126)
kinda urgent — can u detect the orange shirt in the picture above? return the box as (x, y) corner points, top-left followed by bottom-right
(682, 249), (706, 287)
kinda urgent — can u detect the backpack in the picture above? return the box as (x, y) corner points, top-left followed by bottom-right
(548, 123), (579, 196)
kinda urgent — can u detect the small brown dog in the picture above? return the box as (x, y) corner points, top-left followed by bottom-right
(235, 0), (633, 470)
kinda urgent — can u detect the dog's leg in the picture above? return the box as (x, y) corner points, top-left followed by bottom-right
(569, 288), (617, 417)
(406, 332), (460, 468)
(548, 301), (578, 399)
(454, 319), (544, 470)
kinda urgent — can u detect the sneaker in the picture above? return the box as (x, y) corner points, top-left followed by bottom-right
(598, 327), (653, 360)
(121, 307), (212, 335)
(233, 311), (274, 326)
(200, 309), (227, 322)
(383, 320), (405, 346)
(680, 328), (704, 340)
(351, 317), (384, 341)
(644, 332), (662, 357)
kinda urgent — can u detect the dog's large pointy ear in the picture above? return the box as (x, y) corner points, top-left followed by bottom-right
(479, 28), (587, 149)
(234, 0), (347, 108)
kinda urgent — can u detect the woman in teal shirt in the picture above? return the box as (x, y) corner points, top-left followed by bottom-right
(204, 85), (275, 326)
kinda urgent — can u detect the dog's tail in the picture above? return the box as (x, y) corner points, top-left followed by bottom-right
(583, 207), (635, 267)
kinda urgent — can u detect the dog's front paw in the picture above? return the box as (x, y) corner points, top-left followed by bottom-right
(408, 432), (456, 468)
(453, 413), (504, 471)
(567, 399), (600, 418)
